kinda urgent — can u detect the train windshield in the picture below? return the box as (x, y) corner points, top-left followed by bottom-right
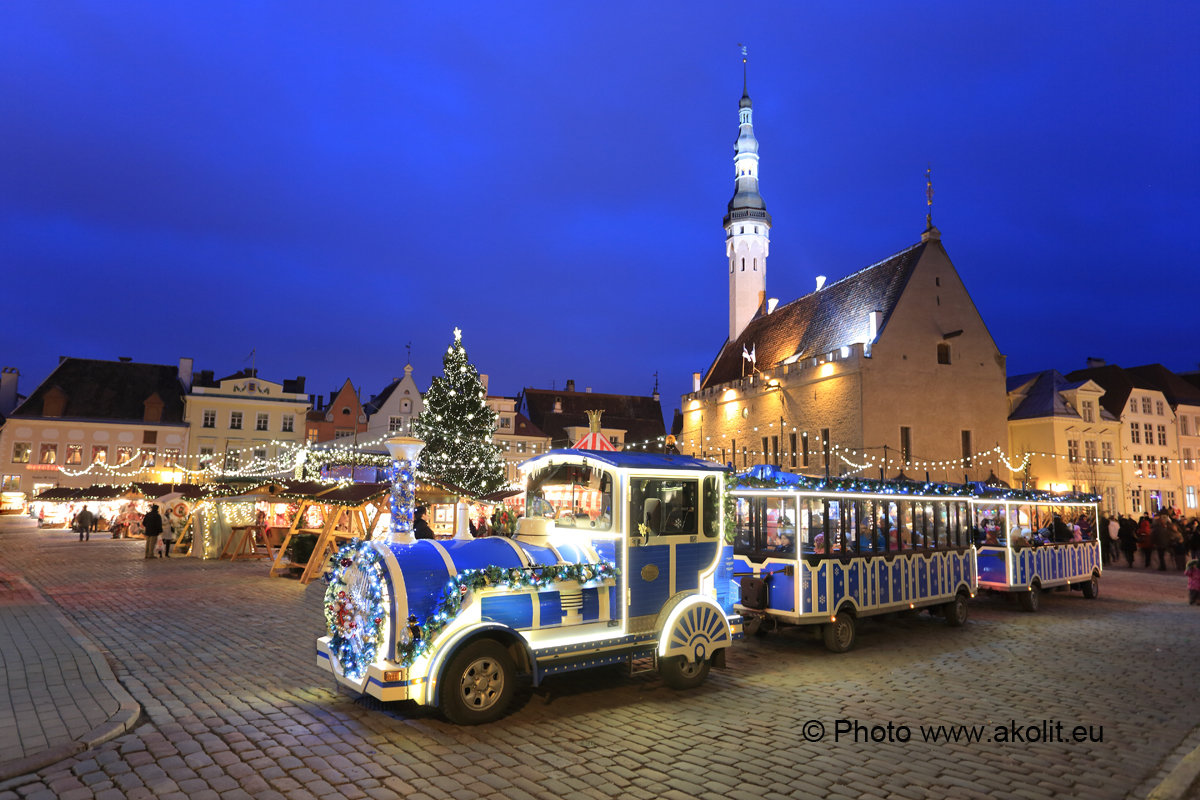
(525, 463), (615, 531)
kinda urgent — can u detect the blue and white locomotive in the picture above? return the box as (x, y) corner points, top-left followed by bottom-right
(316, 450), (741, 724)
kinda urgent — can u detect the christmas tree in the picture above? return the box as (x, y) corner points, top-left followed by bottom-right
(412, 328), (506, 496)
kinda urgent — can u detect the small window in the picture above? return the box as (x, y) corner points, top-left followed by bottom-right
(900, 427), (912, 464)
(162, 448), (179, 467)
(282, 414), (294, 433)
(116, 446), (133, 464)
(937, 342), (951, 364)
(202, 410), (216, 428)
(256, 412), (269, 431)
(39, 444), (57, 465)
(143, 430), (157, 444)
(198, 447), (214, 468)
(1156, 400), (1165, 416)
(1081, 400), (1095, 423)
(1142, 397), (1153, 414)
(1067, 440), (1079, 463)
(230, 411), (243, 430)
(65, 444), (83, 465)
(388, 416), (404, 433)
(11, 442), (31, 463)
(1131, 423), (1141, 445)
(341, 407), (351, 416)
(1158, 425), (1168, 446)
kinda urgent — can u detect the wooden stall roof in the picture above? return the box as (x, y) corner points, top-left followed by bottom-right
(303, 482), (390, 506)
(481, 488), (522, 503)
(132, 482), (210, 500)
(33, 487), (82, 501)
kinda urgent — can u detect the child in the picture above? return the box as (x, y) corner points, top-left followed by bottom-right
(1187, 558), (1200, 606)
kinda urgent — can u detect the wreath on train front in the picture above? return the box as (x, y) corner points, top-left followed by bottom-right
(323, 539), (387, 681)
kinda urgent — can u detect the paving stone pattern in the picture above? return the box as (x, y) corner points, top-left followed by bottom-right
(0, 517), (1197, 799)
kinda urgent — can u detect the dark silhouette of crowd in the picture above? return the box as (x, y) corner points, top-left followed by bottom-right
(1104, 508), (1199, 571)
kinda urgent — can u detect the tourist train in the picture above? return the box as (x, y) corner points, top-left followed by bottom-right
(316, 450), (1100, 723)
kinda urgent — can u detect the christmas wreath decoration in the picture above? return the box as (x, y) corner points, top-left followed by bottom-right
(323, 539), (388, 681)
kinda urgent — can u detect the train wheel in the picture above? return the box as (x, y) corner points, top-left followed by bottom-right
(1018, 583), (1040, 613)
(440, 640), (515, 725)
(1081, 575), (1099, 599)
(944, 592), (970, 627)
(822, 612), (856, 653)
(659, 655), (711, 690)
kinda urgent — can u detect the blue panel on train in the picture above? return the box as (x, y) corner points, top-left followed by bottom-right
(539, 591), (563, 627)
(519, 542), (560, 566)
(801, 565), (813, 613)
(767, 567), (795, 612)
(480, 593), (533, 629)
(715, 545), (736, 614)
(385, 541), (454, 622)
(929, 557), (939, 595)
(554, 542), (589, 564)
(876, 560), (889, 604)
(628, 545), (671, 616)
(831, 562), (845, 609)
(846, 562), (859, 603)
(609, 583), (618, 619)
(816, 562), (828, 613)
(892, 560), (903, 601)
(581, 586), (600, 621)
(591, 539), (617, 563)
(440, 538), (526, 570)
(674, 541), (719, 594)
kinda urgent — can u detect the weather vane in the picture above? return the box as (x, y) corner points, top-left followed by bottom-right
(925, 164), (934, 231)
(739, 43), (747, 62)
(406, 341), (412, 365)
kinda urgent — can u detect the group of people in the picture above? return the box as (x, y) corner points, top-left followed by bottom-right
(1102, 510), (1200, 571)
(409, 504), (510, 539)
(68, 503), (179, 558)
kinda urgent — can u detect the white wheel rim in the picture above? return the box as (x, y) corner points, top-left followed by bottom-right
(460, 657), (504, 710)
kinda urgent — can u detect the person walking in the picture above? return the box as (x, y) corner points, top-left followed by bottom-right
(1118, 515), (1138, 567)
(76, 506), (95, 542)
(160, 513), (176, 558)
(1137, 514), (1154, 567)
(1151, 512), (1174, 571)
(1106, 515), (1121, 564)
(1186, 556), (1200, 606)
(142, 504), (163, 559)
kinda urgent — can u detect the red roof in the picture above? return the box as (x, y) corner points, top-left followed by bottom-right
(572, 432), (617, 451)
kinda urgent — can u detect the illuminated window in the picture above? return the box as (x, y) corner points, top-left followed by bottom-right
(1162, 458), (1170, 479)
(65, 444), (82, 465)
(224, 451), (239, 470)
(498, 416), (512, 429)
(39, 444), (57, 464)
(307, 429), (319, 443)
(202, 410), (216, 428)
(230, 411), (243, 430)
(1134, 454), (1144, 475)
(1187, 486), (1197, 509)
(256, 413), (269, 431)
(162, 448), (179, 467)
(1147, 456), (1157, 479)
(1, 474), (20, 491)
(11, 442), (30, 463)
(91, 446), (108, 465)
(116, 446), (133, 464)
(199, 447), (214, 468)
(143, 449), (156, 468)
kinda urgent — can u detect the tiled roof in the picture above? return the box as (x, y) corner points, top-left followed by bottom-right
(512, 411), (546, 438)
(1009, 371), (1082, 420)
(520, 388), (665, 448)
(700, 241), (927, 389)
(363, 379), (401, 416)
(11, 357), (186, 423)
(1124, 364), (1200, 409)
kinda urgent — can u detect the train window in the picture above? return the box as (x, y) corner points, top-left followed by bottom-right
(631, 478), (698, 536)
(897, 502), (914, 551)
(733, 495), (796, 558)
(702, 476), (720, 538)
(858, 499), (885, 555)
(799, 497), (825, 555)
(526, 463), (615, 532)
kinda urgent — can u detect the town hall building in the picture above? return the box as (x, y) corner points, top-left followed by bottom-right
(679, 67), (1008, 480)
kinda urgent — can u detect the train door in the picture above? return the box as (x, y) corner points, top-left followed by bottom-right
(626, 475), (710, 622)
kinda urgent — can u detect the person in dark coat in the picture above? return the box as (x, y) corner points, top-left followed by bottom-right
(1118, 515), (1138, 567)
(76, 506), (95, 542)
(413, 505), (435, 540)
(1150, 513), (1174, 571)
(1051, 514), (1073, 543)
(142, 504), (164, 559)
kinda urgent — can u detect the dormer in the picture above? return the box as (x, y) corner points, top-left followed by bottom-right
(143, 392), (165, 423)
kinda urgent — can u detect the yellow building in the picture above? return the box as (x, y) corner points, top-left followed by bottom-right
(184, 368), (310, 480)
(1005, 370), (1122, 513)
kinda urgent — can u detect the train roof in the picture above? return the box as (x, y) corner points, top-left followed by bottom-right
(732, 465), (1100, 504)
(528, 449), (728, 473)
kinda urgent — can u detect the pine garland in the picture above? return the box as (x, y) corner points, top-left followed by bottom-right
(397, 560), (620, 666)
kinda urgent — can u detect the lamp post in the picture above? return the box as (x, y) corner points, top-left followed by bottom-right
(383, 436), (424, 545)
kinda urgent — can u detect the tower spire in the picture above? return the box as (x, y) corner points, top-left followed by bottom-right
(724, 45), (772, 341)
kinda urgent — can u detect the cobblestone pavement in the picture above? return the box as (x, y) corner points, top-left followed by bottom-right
(1, 516), (1198, 800)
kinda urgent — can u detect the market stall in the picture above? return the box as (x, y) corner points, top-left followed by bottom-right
(268, 482), (390, 583)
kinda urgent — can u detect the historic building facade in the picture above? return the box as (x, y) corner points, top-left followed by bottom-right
(680, 73), (1007, 480)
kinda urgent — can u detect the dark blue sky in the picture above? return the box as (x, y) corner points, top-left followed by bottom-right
(3, 2), (1198, 422)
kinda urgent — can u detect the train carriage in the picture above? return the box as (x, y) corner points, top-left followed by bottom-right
(730, 469), (977, 652)
(972, 493), (1102, 611)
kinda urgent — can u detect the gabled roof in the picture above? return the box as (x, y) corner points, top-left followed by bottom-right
(1065, 364), (1137, 419)
(11, 357), (186, 423)
(512, 411), (545, 438)
(1124, 364), (1200, 409)
(701, 241), (927, 389)
(1008, 370), (1114, 421)
(196, 367), (306, 394)
(520, 388), (665, 448)
(363, 378), (401, 416)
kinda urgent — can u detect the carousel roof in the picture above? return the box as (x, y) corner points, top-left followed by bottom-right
(572, 431), (618, 451)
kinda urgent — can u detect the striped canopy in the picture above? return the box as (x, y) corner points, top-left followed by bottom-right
(572, 431), (617, 451)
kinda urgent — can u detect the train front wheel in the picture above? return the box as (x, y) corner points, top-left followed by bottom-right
(659, 655), (711, 690)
